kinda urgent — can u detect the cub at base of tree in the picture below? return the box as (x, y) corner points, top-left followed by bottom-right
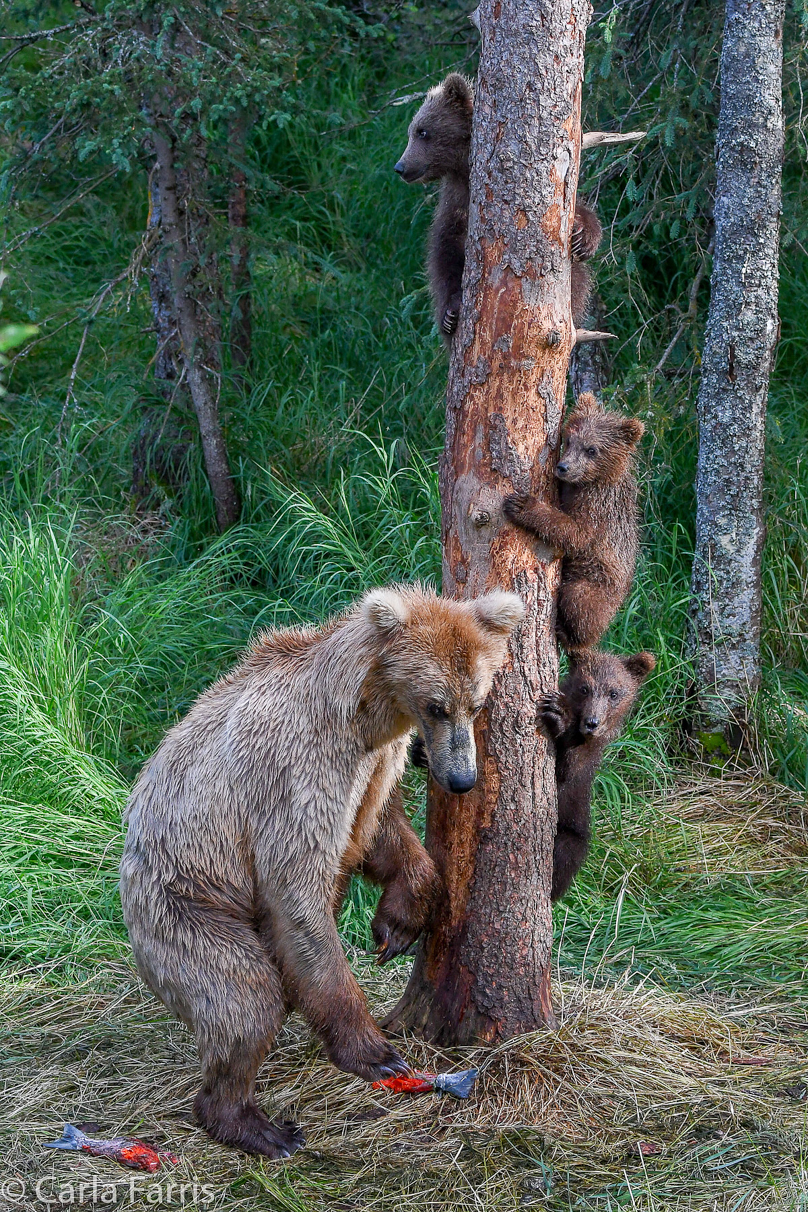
(120, 584), (524, 1160)
(394, 73), (602, 341)
(541, 649), (656, 901)
(504, 392), (645, 650)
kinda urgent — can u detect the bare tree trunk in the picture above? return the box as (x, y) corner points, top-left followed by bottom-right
(228, 109), (252, 376)
(132, 171), (192, 506)
(690, 0), (783, 745)
(152, 129), (241, 531)
(569, 292), (609, 400)
(389, 0), (591, 1045)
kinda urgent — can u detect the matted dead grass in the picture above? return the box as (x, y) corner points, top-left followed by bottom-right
(2, 959), (807, 1211)
(645, 773), (808, 877)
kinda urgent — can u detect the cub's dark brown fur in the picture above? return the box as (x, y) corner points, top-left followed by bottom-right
(540, 649), (655, 901)
(394, 74), (602, 340)
(504, 393), (644, 650)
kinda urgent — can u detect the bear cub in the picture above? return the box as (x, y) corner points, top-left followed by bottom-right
(542, 648), (656, 901)
(504, 392), (644, 650)
(395, 73), (602, 340)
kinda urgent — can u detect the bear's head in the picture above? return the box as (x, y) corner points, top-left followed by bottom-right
(394, 73), (474, 184)
(556, 393), (645, 486)
(563, 649), (655, 741)
(361, 584), (524, 794)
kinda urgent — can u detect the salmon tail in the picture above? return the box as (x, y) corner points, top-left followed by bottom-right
(43, 1124), (85, 1150)
(433, 1068), (478, 1099)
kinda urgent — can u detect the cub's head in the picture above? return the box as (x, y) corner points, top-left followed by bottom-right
(394, 73), (473, 184)
(361, 585), (524, 794)
(563, 649), (655, 742)
(557, 393), (644, 486)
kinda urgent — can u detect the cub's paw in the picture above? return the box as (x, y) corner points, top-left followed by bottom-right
(409, 734), (429, 770)
(571, 206), (603, 261)
(441, 307), (459, 336)
(503, 491), (533, 522)
(538, 692), (570, 738)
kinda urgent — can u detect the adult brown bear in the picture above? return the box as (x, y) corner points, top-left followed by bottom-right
(120, 585), (524, 1159)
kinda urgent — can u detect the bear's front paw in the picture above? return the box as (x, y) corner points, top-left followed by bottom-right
(503, 491), (534, 522)
(538, 692), (569, 738)
(441, 307), (459, 336)
(373, 915), (419, 965)
(571, 207), (602, 261)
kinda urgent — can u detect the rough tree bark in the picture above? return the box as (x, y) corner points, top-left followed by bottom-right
(690, 0), (783, 745)
(152, 128), (241, 531)
(389, 0), (591, 1044)
(132, 170), (192, 506)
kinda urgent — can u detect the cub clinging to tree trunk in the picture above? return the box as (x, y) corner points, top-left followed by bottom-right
(504, 393), (644, 650)
(120, 584), (524, 1160)
(394, 73), (602, 340)
(541, 648), (655, 901)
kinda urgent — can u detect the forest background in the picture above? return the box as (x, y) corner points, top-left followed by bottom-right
(1, 1), (808, 1209)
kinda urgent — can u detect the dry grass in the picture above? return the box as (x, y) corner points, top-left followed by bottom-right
(645, 774), (808, 878)
(2, 959), (807, 1212)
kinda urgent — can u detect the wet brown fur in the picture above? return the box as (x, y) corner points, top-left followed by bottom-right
(504, 393), (645, 650)
(120, 585), (523, 1159)
(394, 74), (603, 340)
(540, 649), (655, 900)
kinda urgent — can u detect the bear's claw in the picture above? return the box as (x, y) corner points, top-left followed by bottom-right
(441, 308), (459, 335)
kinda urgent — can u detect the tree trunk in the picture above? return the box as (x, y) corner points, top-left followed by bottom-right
(389, 0), (591, 1045)
(228, 109), (252, 376)
(132, 171), (192, 506)
(569, 292), (609, 400)
(690, 0), (783, 746)
(152, 128), (241, 531)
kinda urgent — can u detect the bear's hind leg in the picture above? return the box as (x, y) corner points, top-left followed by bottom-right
(195, 1002), (305, 1160)
(556, 577), (618, 650)
(127, 888), (303, 1159)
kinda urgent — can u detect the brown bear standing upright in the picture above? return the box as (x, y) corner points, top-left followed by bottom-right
(540, 648), (656, 901)
(120, 584), (524, 1159)
(394, 73), (603, 339)
(504, 393), (644, 650)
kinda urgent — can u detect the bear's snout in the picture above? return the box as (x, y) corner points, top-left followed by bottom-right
(446, 769), (477, 795)
(394, 160), (406, 175)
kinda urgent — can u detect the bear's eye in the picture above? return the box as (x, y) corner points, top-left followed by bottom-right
(579, 686), (590, 697)
(426, 702), (448, 719)
(417, 128), (429, 140)
(609, 690), (619, 701)
(586, 446), (598, 458)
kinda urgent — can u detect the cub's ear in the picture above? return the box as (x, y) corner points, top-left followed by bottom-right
(622, 651), (656, 681)
(442, 72), (473, 108)
(618, 416), (645, 446)
(363, 588), (411, 632)
(574, 391), (600, 416)
(470, 591), (525, 636)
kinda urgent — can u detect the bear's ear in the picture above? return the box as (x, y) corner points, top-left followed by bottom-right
(574, 391), (600, 416)
(363, 588), (411, 632)
(618, 416), (645, 446)
(470, 591), (525, 636)
(622, 651), (656, 681)
(442, 72), (473, 109)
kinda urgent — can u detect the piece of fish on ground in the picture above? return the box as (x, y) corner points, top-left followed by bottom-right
(43, 1124), (178, 1172)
